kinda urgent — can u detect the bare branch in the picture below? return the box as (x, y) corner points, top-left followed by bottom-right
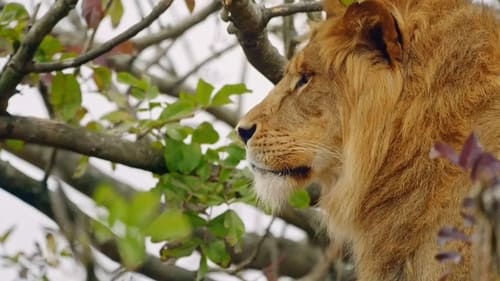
(2, 144), (137, 198)
(230, 233), (322, 278)
(0, 0), (78, 110)
(223, 0), (322, 84)
(134, 1), (222, 50)
(0, 115), (166, 173)
(223, 0), (286, 84)
(28, 0), (174, 73)
(264, 1), (322, 20)
(168, 42), (238, 91)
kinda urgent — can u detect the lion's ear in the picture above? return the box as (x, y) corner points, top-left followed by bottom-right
(323, 0), (347, 18)
(343, 0), (403, 64)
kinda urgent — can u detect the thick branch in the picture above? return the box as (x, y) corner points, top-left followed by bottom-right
(3, 144), (136, 198)
(232, 233), (321, 278)
(223, 1), (322, 84)
(0, 115), (166, 173)
(134, 1), (222, 50)
(224, 0), (286, 84)
(0, 0), (78, 109)
(28, 0), (174, 73)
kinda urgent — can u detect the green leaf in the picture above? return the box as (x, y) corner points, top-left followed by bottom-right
(92, 67), (112, 91)
(91, 220), (113, 243)
(93, 184), (127, 224)
(211, 84), (251, 107)
(0, 3), (29, 24)
(160, 239), (199, 260)
(340, 0), (357, 7)
(51, 72), (82, 122)
(164, 138), (202, 174)
(224, 210), (245, 246)
(219, 143), (246, 167)
(185, 212), (207, 228)
(126, 191), (160, 227)
(117, 71), (150, 99)
(165, 124), (193, 141)
(195, 79), (214, 106)
(73, 155), (89, 178)
(35, 35), (63, 62)
(102, 110), (134, 123)
(288, 189), (311, 209)
(108, 0), (124, 28)
(117, 72), (145, 88)
(207, 212), (228, 238)
(0, 226), (15, 244)
(204, 240), (230, 268)
(145, 210), (191, 242)
(5, 139), (24, 151)
(160, 100), (196, 122)
(117, 234), (146, 269)
(192, 122), (219, 144)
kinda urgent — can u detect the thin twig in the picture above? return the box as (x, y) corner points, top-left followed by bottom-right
(169, 42), (238, 90)
(228, 217), (276, 274)
(263, 1), (323, 22)
(134, 1), (222, 50)
(28, 0), (174, 73)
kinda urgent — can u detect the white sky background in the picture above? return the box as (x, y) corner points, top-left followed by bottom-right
(0, 0), (499, 280)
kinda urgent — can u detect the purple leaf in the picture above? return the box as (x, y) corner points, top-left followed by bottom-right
(435, 251), (462, 264)
(461, 197), (476, 209)
(470, 153), (500, 182)
(82, 0), (104, 28)
(458, 133), (483, 169)
(430, 143), (459, 164)
(460, 211), (476, 227)
(437, 226), (470, 246)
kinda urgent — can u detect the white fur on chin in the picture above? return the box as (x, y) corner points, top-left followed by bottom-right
(253, 172), (295, 213)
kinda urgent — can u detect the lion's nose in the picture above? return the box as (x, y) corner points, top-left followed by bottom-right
(236, 124), (257, 145)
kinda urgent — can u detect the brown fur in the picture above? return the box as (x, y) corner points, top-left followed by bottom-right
(237, 0), (500, 280)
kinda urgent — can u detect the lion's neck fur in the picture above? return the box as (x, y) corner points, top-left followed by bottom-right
(319, 0), (500, 280)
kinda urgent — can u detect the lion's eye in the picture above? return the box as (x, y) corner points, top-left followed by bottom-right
(294, 73), (312, 91)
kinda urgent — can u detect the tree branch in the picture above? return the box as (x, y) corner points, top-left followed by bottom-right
(223, 0), (322, 84)
(0, 115), (166, 173)
(168, 42), (238, 92)
(264, 1), (322, 19)
(0, 0), (78, 110)
(134, 1), (222, 50)
(0, 158), (325, 279)
(0, 159), (215, 281)
(28, 0), (174, 73)
(223, 0), (286, 84)
(2, 144), (137, 198)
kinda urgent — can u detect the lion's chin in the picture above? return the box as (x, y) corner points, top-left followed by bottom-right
(253, 172), (297, 213)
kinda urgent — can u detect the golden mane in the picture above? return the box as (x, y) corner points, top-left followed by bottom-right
(237, 0), (500, 280)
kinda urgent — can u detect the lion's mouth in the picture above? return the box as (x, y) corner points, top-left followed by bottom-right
(250, 163), (311, 178)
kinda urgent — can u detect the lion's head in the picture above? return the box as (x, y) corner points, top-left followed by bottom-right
(237, 0), (405, 210)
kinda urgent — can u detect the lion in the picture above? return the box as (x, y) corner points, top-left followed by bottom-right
(236, 0), (500, 280)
